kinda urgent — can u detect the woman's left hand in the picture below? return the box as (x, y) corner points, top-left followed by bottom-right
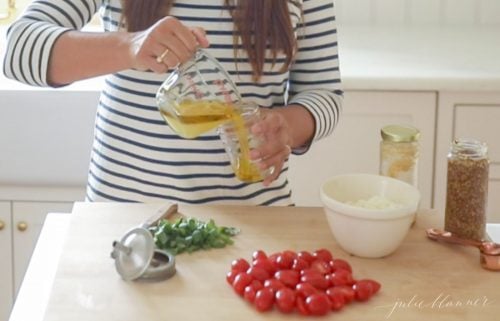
(250, 109), (293, 186)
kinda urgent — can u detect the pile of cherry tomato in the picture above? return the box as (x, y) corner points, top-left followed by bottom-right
(226, 249), (381, 316)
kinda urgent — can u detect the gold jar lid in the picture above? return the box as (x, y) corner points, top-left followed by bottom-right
(381, 125), (420, 142)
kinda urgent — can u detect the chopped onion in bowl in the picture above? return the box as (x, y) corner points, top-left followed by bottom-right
(346, 196), (403, 210)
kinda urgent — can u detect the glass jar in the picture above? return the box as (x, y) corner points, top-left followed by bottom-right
(444, 139), (489, 241)
(218, 102), (270, 183)
(156, 49), (267, 183)
(156, 48), (242, 139)
(379, 125), (420, 187)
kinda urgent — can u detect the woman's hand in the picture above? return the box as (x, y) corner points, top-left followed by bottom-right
(250, 110), (293, 186)
(127, 16), (209, 73)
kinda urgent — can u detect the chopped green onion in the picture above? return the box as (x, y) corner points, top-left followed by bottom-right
(150, 217), (240, 255)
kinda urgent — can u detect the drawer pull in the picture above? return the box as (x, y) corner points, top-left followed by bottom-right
(0, 220), (4, 231)
(17, 221), (28, 232)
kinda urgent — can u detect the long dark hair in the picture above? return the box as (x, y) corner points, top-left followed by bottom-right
(121, 0), (298, 81)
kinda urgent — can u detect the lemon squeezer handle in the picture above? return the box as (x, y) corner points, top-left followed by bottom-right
(140, 203), (178, 229)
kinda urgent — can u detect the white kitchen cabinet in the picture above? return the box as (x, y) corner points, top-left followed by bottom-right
(0, 202), (13, 321)
(11, 202), (73, 296)
(289, 90), (437, 208)
(0, 188), (82, 321)
(435, 92), (500, 223)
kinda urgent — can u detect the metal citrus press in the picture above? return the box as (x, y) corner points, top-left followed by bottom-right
(110, 203), (178, 281)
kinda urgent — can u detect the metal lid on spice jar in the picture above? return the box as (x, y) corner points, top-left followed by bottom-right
(381, 125), (420, 143)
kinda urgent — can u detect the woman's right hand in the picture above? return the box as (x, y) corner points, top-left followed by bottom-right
(126, 16), (210, 73)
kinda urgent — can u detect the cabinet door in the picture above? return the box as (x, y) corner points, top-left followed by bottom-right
(435, 92), (500, 223)
(12, 202), (73, 296)
(0, 202), (13, 321)
(288, 91), (436, 207)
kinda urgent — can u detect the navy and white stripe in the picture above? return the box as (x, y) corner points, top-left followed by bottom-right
(3, 0), (343, 205)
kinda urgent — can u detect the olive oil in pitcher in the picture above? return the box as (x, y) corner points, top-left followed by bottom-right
(156, 49), (269, 183)
(159, 99), (234, 139)
(159, 98), (265, 183)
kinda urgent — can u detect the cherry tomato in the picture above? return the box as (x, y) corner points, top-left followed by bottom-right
(297, 251), (315, 264)
(300, 268), (319, 276)
(305, 293), (330, 316)
(226, 270), (238, 285)
(250, 280), (264, 291)
(244, 285), (257, 303)
(252, 258), (276, 275)
(353, 280), (374, 302)
(275, 288), (296, 313)
(326, 287), (346, 310)
(329, 269), (354, 287)
(232, 272), (253, 296)
(276, 251), (295, 270)
(231, 258), (250, 274)
(295, 296), (310, 316)
(274, 270), (300, 288)
(295, 282), (319, 299)
(330, 285), (355, 304)
(268, 253), (281, 270)
(243, 281), (263, 302)
(291, 258), (309, 272)
(264, 279), (285, 293)
(227, 250), (380, 316)
(300, 269), (323, 278)
(254, 288), (275, 312)
(300, 271), (329, 290)
(310, 259), (332, 275)
(252, 250), (268, 261)
(283, 250), (298, 260)
(365, 279), (381, 294)
(313, 248), (333, 262)
(246, 266), (270, 282)
(329, 258), (352, 273)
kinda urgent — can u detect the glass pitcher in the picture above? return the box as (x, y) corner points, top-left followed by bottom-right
(156, 48), (242, 139)
(156, 49), (269, 183)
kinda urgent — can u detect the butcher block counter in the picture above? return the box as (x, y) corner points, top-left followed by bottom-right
(10, 203), (500, 321)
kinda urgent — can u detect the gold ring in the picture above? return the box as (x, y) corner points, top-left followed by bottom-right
(156, 48), (170, 64)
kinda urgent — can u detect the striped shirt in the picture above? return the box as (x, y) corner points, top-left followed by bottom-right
(3, 0), (343, 205)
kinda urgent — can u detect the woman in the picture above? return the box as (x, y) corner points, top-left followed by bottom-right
(3, 0), (342, 205)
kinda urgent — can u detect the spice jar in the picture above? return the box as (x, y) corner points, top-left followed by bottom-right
(379, 125), (420, 187)
(444, 139), (489, 241)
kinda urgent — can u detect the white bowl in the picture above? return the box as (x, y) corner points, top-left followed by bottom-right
(320, 173), (421, 258)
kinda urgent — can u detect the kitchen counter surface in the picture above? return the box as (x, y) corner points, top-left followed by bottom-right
(9, 203), (500, 321)
(338, 25), (500, 91)
(8, 213), (70, 321)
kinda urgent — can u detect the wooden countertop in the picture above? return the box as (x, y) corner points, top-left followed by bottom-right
(11, 203), (500, 321)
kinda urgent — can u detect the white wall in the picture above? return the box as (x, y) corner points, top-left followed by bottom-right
(336, 0), (500, 26)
